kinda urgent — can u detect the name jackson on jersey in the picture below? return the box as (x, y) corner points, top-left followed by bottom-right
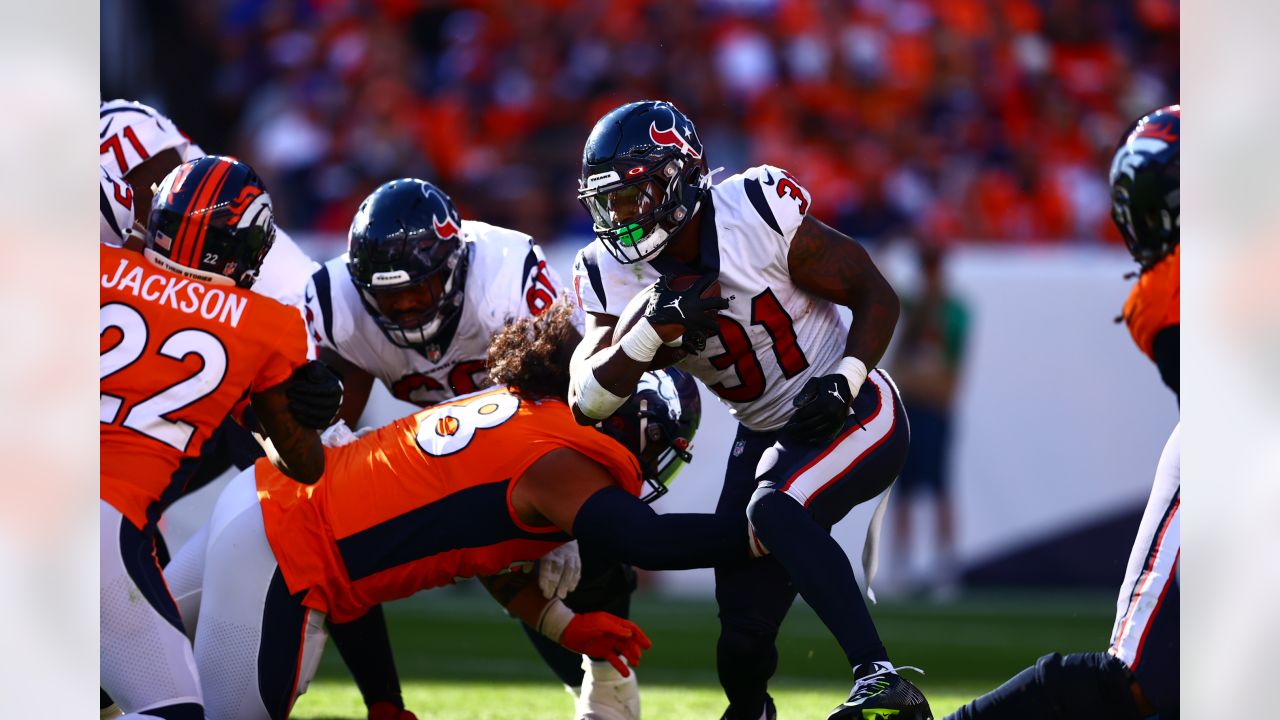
(305, 220), (565, 407)
(574, 164), (843, 431)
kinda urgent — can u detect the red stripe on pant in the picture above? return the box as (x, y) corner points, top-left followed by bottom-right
(780, 381), (885, 494)
(1130, 552), (1178, 671)
(1114, 497), (1179, 654)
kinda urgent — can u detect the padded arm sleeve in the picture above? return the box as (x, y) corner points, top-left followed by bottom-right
(571, 486), (747, 570)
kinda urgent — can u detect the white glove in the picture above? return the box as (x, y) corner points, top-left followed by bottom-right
(538, 540), (583, 600)
(319, 420), (376, 448)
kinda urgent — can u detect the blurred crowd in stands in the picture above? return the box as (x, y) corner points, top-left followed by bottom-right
(102, 0), (1178, 247)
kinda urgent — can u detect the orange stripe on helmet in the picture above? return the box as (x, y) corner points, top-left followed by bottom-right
(175, 159), (233, 268)
(187, 160), (237, 270)
(170, 162), (216, 267)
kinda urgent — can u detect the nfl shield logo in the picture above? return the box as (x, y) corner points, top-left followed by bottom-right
(732, 440), (746, 457)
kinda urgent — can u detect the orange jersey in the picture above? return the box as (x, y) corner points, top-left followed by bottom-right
(100, 244), (314, 529)
(1122, 245), (1180, 360)
(256, 387), (641, 623)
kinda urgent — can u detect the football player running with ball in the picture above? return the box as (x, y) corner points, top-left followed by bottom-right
(569, 100), (929, 720)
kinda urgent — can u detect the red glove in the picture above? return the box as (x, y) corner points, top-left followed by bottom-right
(367, 702), (417, 720)
(559, 611), (653, 677)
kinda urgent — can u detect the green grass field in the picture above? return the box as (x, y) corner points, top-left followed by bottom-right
(292, 586), (1115, 719)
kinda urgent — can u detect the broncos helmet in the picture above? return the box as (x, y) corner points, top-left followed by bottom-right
(144, 156), (276, 288)
(1109, 105), (1180, 269)
(578, 100), (708, 264)
(347, 178), (469, 350)
(597, 367), (702, 503)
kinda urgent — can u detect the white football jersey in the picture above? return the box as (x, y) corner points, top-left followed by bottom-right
(99, 165), (134, 246)
(99, 99), (317, 306)
(305, 220), (566, 407)
(99, 99), (205, 176)
(573, 165), (846, 431)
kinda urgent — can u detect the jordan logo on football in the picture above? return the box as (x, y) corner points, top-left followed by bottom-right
(663, 297), (686, 319)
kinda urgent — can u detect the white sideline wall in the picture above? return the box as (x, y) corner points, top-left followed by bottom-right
(160, 238), (1178, 598)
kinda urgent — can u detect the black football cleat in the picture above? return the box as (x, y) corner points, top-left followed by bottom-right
(719, 693), (777, 720)
(827, 662), (932, 720)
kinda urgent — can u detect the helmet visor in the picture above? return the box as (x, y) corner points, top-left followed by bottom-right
(581, 178), (664, 240)
(579, 160), (686, 263)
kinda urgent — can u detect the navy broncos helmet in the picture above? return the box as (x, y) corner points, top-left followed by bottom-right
(347, 178), (469, 350)
(578, 100), (708, 264)
(1109, 105), (1180, 269)
(598, 367), (702, 503)
(145, 156), (276, 289)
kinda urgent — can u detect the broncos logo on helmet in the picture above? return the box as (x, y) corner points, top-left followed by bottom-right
(1110, 105), (1180, 269)
(596, 367), (701, 503)
(144, 156), (276, 288)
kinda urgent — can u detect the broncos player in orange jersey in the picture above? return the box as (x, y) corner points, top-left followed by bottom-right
(945, 106), (1180, 720)
(100, 157), (341, 720)
(164, 299), (744, 719)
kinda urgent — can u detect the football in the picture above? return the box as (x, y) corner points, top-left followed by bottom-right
(611, 275), (722, 370)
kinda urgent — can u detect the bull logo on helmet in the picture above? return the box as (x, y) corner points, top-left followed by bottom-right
(423, 187), (462, 240)
(649, 110), (701, 159)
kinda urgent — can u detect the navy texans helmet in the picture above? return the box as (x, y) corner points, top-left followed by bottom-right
(347, 178), (469, 350)
(578, 100), (708, 264)
(597, 367), (702, 503)
(1109, 105), (1180, 269)
(145, 156), (276, 289)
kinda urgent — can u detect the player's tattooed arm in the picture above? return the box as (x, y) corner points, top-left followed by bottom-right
(318, 347), (376, 427)
(251, 383), (326, 484)
(787, 216), (900, 367)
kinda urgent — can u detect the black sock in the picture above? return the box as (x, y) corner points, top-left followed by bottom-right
(747, 489), (887, 667)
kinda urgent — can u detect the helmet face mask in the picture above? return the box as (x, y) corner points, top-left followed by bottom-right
(348, 179), (469, 352)
(144, 156), (277, 288)
(596, 368), (702, 503)
(1109, 105), (1180, 269)
(579, 101), (706, 264)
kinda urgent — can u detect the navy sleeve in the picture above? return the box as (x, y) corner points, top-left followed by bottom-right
(571, 486), (746, 570)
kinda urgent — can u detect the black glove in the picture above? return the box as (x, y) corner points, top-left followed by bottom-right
(784, 374), (854, 445)
(287, 360), (344, 429)
(644, 273), (729, 353)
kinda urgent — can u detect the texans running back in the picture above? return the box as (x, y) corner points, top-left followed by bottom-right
(569, 100), (928, 720)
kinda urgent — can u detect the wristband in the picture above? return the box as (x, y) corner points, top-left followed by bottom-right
(618, 320), (664, 363)
(535, 599), (575, 643)
(834, 356), (869, 397)
(570, 369), (630, 420)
